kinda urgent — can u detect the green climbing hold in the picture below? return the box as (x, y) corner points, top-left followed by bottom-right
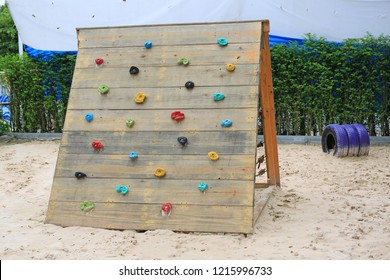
(126, 119), (135, 127)
(213, 93), (225, 101)
(80, 201), (95, 212)
(177, 58), (190, 65)
(98, 84), (109, 94)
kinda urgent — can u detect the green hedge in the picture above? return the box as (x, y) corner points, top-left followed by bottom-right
(0, 53), (75, 132)
(271, 33), (390, 136)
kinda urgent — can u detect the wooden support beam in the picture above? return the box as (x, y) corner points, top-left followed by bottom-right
(259, 21), (280, 186)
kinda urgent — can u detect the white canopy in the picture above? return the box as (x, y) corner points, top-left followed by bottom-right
(5, 0), (390, 52)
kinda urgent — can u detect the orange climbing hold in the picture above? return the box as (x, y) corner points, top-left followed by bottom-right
(134, 92), (146, 104)
(154, 167), (166, 177)
(208, 151), (219, 161)
(226, 63), (236, 72)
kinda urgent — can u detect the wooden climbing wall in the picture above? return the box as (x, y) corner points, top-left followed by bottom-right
(46, 20), (278, 234)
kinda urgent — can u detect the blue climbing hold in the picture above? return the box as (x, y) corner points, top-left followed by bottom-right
(129, 151), (138, 159)
(220, 119), (233, 127)
(198, 182), (208, 192)
(213, 93), (225, 101)
(121, 186), (129, 195)
(116, 185), (128, 195)
(217, 37), (228, 46)
(144, 41), (152, 49)
(85, 113), (93, 122)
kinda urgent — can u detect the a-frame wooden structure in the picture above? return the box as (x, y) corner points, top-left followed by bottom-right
(46, 20), (280, 234)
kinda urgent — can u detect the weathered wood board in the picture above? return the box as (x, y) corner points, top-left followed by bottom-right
(46, 20), (276, 233)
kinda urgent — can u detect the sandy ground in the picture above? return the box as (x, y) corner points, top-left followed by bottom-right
(0, 139), (389, 260)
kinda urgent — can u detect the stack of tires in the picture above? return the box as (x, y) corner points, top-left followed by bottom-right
(322, 124), (370, 157)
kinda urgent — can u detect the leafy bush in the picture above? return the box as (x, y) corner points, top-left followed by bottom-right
(0, 118), (10, 135)
(0, 53), (76, 132)
(0, 5), (18, 56)
(271, 33), (390, 136)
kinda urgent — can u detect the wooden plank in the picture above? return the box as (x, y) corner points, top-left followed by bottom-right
(259, 21), (280, 186)
(71, 64), (259, 89)
(78, 21), (262, 49)
(60, 131), (256, 155)
(255, 182), (270, 188)
(75, 43), (260, 68)
(45, 201), (253, 233)
(67, 86), (258, 110)
(49, 178), (253, 206)
(62, 108), (258, 132)
(54, 153), (256, 180)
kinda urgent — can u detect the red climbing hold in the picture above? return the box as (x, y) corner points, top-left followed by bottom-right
(95, 58), (104, 65)
(161, 202), (172, 216)
(171, 111), (185, 121)
(91, 141), (103, 151)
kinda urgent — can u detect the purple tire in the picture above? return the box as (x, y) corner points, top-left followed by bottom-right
(342, 124), (360, 156)
(321, 124), (349, 157)
(351, 124), (370, 156)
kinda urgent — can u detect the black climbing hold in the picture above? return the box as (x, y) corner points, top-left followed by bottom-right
(177, 136), (188, 146)
(129, 66), (139, 75)
(75, 172), (87, 179)
(185, 81), (195, 89)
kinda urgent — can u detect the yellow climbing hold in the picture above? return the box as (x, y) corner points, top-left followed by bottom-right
(134, 92), (146, 104)
(154, 167), (166, 177)
(226, 63), (236, 72)
(208, 151), (219, 161)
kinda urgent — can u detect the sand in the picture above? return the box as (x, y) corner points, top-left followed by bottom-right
(0, 139), (389, 260)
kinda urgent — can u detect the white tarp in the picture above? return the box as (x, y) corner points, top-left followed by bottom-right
(5, 0), (390, 52)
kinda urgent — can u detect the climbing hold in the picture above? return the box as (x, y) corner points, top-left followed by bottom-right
(177, 58), (190, 65)
(116, 185), (129, 195)
(208, 151), (219, 161)
(154, 167), (166, 177)
(220, 119), (233, 127)
(75, 171), (87, 179)
(98, 84), (109, 94)
(226, 63), (236, 72)
(126, 119), (135, 127)
(177, 136), (188, 146)
(91, 141), (103, 151)
(144, 40), (152, 49)
(134, 92), (146, 104)
(161, 202), (172, 216)
(95, 57), (104, 66)
(129, 151), (138, 160)
(171, 111), (185, 121)
(129, 66), (139, 75)
(213, 93), (225, 101)
(85, 113), (93, 122)
(217, 37), (228, 46)
(198, 182), (208, 192)
(185, 81), (195, 89)
(80, 201), (95, 212)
